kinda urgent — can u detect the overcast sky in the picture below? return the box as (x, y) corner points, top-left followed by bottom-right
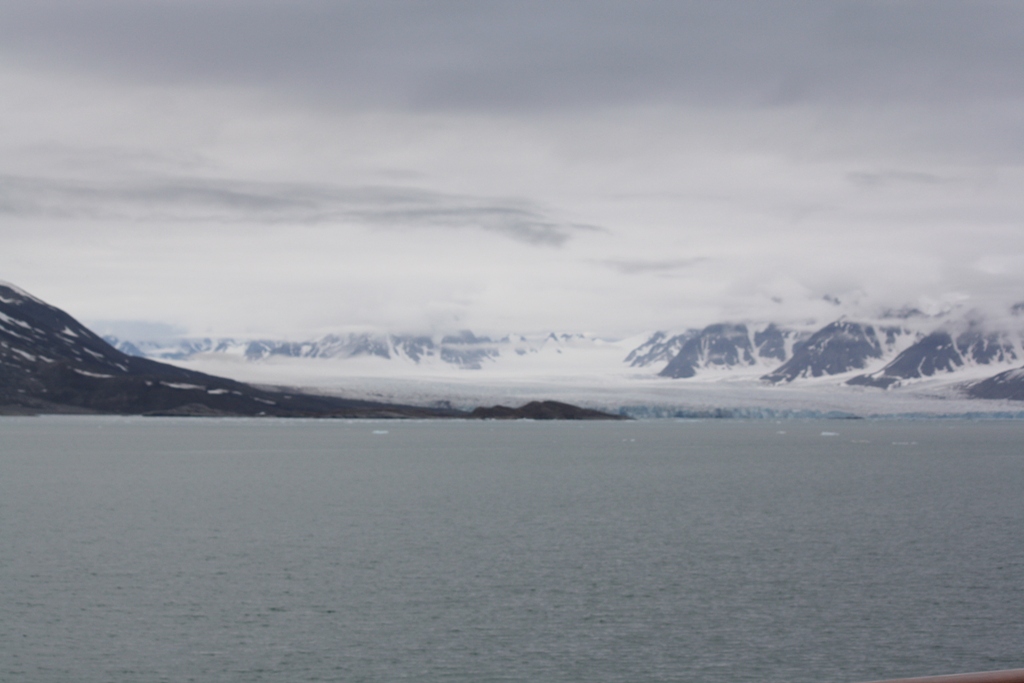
(2, 1), (1023, 338)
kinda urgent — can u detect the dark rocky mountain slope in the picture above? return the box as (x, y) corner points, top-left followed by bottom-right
(659, 324), (757, 379)
(627, 323), (805, 379)
(966, 367), (1024, 401)
(848, 327), (1019, 388)
(762, 321), (909, 383)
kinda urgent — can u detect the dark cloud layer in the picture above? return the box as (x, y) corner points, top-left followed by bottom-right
(2, 1), (1023, 111)
(0, 173), (587, 246)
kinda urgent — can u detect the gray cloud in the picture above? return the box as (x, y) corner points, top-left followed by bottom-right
(846, 170), (954, 189)
(602, 258), (708, 275)
(1, 1), (1022, 111)
(0, 173), (590, 246)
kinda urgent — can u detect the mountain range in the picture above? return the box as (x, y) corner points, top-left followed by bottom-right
(105, 330), (612, 372)
(101, 310), (1024, 402)
(0, 282), (620, 418)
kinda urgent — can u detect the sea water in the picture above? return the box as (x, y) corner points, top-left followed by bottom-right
(1, 417), (1022, 683)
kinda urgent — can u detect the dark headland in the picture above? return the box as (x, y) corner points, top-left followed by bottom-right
(0, 282), (624, 420)
(470, 400), (626, 420)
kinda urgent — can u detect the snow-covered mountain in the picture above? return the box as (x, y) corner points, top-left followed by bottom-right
(104, 311), (1022, 388)
(243, 330), (503, 369)
(623, 319), (921, 384)
(91, 300), (1024, 416)
(848, 323), (1021, 388)
(104, 330), (633, 374)
(762, 321), (917, 383)
(627, 323), (807, 379)
(625, 311), (1023, 389)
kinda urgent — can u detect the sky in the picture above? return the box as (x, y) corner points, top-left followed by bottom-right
(2, 0), (1023, 339)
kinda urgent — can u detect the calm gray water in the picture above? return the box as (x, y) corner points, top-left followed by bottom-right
(1, 417), (1022, 683)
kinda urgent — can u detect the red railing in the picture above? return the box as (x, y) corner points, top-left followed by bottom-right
(859, 670), (1024, 683)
